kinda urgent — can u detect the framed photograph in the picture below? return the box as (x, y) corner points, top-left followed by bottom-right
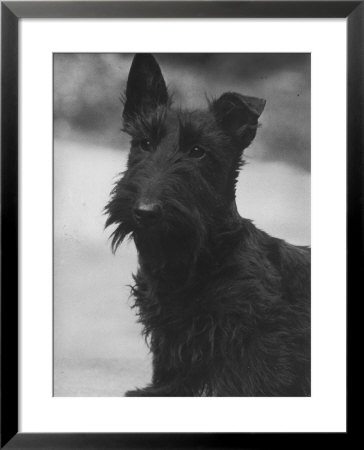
(1, 1), (360, 447)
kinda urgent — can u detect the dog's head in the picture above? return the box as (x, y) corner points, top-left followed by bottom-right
(105, 54), (265, 260)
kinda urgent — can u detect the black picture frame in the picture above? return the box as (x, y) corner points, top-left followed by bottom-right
(1, 1), (361, 448)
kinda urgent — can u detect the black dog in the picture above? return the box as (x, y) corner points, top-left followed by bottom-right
(106, 54), (310, 396)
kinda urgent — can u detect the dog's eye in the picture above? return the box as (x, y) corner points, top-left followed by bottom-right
(189, 146), (206, 159)
(140, 139), (153, 152)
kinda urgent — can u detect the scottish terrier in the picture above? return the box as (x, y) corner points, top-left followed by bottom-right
(105, 54), (310, 396)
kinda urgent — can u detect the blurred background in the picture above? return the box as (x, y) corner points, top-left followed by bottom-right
(54, 53), (311, 396)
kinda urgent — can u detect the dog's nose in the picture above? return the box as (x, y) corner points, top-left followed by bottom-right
(133, 201), (162, 225)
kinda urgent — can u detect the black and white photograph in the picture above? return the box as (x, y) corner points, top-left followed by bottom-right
(54, 53), (311, 397)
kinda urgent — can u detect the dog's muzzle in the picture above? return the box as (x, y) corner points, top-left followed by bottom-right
(133, 201), (162, 226)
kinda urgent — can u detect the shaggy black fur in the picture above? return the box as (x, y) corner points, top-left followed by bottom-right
(105, 54), (310, 396)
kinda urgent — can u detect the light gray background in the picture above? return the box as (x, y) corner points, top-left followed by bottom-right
(54, 53), (310, 396)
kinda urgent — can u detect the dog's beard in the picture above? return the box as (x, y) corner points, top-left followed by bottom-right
(134, 198), (208, 269)
(106, 198), (213, 280)
(104, 180), (137, 253)
(105, 171), (221, 281)
(106, 196), (207, 259)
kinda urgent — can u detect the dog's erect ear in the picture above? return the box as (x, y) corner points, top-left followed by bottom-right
(123, 54), (168, 120)
(212, 92), (266, 146)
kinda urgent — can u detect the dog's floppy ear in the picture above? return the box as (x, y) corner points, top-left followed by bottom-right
(212, 92), (266, 147)
(123, 54), (169, 120)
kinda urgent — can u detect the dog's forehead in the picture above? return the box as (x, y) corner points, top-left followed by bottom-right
(125, 106), (220, 148)
(165, 108), (216, 137)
